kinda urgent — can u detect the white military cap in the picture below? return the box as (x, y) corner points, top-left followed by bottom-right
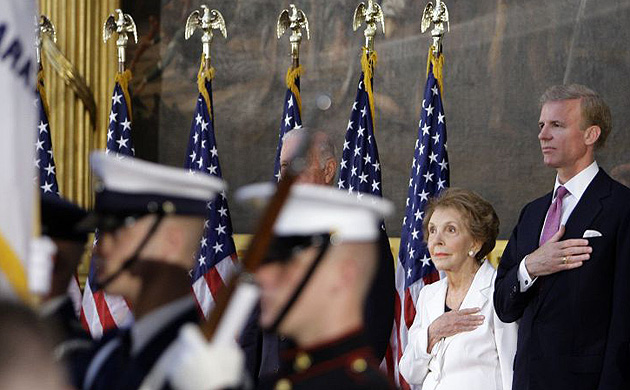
(83, 151), (225, 228)
(236, 183), (393, 242)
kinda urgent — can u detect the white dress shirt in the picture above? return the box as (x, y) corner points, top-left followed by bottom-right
(517, 161), (599, 291)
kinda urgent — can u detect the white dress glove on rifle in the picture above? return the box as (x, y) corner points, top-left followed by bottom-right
(168, 323), (245, 390)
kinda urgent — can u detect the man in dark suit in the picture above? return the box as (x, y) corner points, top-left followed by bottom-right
(494, 84), (630, 390)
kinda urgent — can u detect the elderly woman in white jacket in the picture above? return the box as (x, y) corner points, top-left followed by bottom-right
(400, 188), (518, 390)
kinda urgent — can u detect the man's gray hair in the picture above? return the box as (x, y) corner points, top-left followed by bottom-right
(283, 127), (336, 168)
(539, 84), (612, 149)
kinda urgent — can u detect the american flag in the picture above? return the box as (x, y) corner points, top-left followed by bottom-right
(80, 70), (134, 338)
(185, 71), (238, 318)
(35, 70), (84, 316)
(391, 52), (448, 389)
(273, 66), (303, 180)
(34, 72), (59, 196)
(337, 50), (383, 200)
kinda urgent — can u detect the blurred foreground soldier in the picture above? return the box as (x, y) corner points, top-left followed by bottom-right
(276, 128), (395, 364)
(39, 194), (89, 330)
(239, 183), (396, 390)
(78, 151), (229, 390)
(37, 193), (92, 382)
(0, 300), (67, 390)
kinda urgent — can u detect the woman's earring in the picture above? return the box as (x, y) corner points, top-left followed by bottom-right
(468, 249), (475, 258)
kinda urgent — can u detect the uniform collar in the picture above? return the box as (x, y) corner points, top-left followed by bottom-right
(280, 328), (375, 375)
(130, 295), (195, 355)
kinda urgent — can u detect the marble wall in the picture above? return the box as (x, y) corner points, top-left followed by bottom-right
(125, 0), (630, 238)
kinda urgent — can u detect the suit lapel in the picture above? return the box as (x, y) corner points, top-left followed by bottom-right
(536, 170), (611, 308)
(461, 261), (494, 311)
(563, 170), (610, 239)
(426, 281), (448, 323)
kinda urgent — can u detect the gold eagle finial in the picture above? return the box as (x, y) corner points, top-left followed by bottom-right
(103, 9), (138, 71)
(421, 0), (450, 55)
(353, 0), (385, 53)
(277, 4), (310, 64)
(36, 15), (56, 65)
(185, 5), (227, 69)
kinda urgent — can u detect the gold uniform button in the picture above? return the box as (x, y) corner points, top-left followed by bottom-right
(275, 378), (292, 390)
(351, 358), (368, 373)
(294, 352), (312, 372)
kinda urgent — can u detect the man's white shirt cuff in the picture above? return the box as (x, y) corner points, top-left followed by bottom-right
(518, 256), (537, 292)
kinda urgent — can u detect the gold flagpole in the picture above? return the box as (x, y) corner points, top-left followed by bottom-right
(277, 4), (309, 115)
(185, 5), (227, 119)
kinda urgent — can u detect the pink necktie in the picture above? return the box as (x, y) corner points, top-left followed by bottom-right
(540, 186), (569, 245)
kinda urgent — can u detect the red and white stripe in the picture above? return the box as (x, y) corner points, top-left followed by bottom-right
(192, 253), (238, 318)
(80, 281), (131, 338)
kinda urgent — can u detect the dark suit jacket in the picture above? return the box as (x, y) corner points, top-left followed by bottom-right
(494, 169), (630, 390)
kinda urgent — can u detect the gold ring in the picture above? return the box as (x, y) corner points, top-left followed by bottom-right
(562, 256), (568, 265)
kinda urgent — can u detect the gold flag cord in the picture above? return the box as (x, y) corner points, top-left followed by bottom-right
(286, 65), (303, 116)
(37, 70), (52, 121)
(361, 46), (378, 132)
(115, 69), (133, 121)
(426, 46), (445, 97)
(197, 55), (216, 120)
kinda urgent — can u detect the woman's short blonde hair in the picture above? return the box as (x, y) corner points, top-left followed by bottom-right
(422, 188), (499, 262)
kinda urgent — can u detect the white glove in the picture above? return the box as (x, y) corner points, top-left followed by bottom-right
(28, 236), (57, 296)
(168, 323), (245, 390)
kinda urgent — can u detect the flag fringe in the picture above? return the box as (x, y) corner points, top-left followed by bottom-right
(197, 57), (216, 121)
(286, 65), (303, 116)
(426, 47), (444, 98)
(115, 70), (134, 121)
(361, 47), (378, 133)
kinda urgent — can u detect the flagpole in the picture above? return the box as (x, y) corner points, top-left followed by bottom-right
(79, 9), (139, 337)
(390, 3), (451, 388)
(272, 4), (309, 181)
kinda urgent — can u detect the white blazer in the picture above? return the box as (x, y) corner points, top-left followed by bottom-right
(399, 260), (518, 390)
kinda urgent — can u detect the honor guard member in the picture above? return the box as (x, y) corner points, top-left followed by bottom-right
(240, 183), (396, 390)
(78, 151), (225, 390)
(278, 128), (396, 365)
(37, 194), (93, 383)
